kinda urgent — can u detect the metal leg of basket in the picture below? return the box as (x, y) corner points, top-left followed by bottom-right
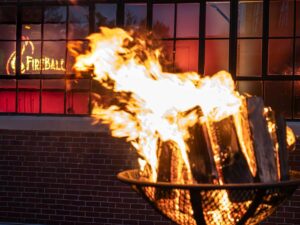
(190, 190), (207, 225)
(236, 189), (266, 225)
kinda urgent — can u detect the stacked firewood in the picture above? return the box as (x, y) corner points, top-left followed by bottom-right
(155, 96), (295, 188)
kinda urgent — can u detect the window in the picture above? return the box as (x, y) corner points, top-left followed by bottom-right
(0, 1), (299, 120)
(153, 3), (200, 72)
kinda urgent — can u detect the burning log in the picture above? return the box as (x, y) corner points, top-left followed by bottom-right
(187, 122), (218, 183)
(182, 106), (218, 184)
(247, 96), (278, 182)
(207, 116), (254, 184)
(156, 140), (172, 183)
(275, 114), (289, 181)
(233, 97), (257, 179)
(155, 140), (175, 200)
(155, 140), (191, 201)
(263, 108), (291, 181)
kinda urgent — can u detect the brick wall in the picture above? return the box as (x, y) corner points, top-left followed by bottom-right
(0, 129), (299, 225)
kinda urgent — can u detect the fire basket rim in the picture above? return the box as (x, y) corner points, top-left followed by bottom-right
(117, 169), (300, 190)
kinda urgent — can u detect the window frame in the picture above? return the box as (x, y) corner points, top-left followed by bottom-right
(0, 0), (298, 120)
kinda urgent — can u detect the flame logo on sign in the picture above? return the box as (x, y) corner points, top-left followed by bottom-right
(6, 36), (34, 75)
(6, 35), (65, 75)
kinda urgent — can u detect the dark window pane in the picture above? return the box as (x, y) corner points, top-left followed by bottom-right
(69, 6), (89, 39)
(66, 92), (89, 114)
(268, 39), (293, 75)
(44, 24), (66, 40)
(0, 41), (16, 75)
(153, 4), (175, 38)
(297, 0), (300, 36)
(238, 1), (263, 37)
(18, 91), (40, 113)
(42, 92), (64, 114)
(22, 24), (41, 40)
(0, 91), (16, 112)
(68, 23), (89, 39)
(269, 0), (294, 37)
(237, 81), (263, 97)
(20, 41), (41, 74)
(177, 3), (199, 38)
(0, 25), (15, 40)
(0, 6), (16, 23)
(44, 6), (67, 23)
(95, 4), (117, 29)
(42, 79), (65, 89)
(125, 3), (147, 28)
(237, 39), (262, 76)
(294, 81), (300, 118)
(296, 39), (300, 75)
(42, 41), (66, 74)
(69, 6), (89, 23)
(204, 40), (229, 75)
(22, 6), (42, 23)
(264, 81), (292, 118)
(206, 2), (230, 38)
(175, 40), (198, 72)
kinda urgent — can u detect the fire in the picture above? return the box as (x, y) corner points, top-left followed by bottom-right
(74, 27), (296, 225)
(74, 27), (246, 182)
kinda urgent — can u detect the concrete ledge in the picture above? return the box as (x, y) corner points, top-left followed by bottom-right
(0, 115), (299, 136)
(0, 115), (108, 132)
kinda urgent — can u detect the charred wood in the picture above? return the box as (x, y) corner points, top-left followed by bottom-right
(186, 122), (218, 184)
(247, 97), (278, 182)
(211, 116), (254, 184)
(275, 114), (289, 181)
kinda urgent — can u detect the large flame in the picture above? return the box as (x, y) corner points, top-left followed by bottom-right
(74, 27), (244, 182)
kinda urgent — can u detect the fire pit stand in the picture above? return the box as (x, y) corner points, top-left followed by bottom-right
(118, 169), (300, 225)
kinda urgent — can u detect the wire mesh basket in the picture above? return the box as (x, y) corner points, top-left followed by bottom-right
(117, 169), (300, 225)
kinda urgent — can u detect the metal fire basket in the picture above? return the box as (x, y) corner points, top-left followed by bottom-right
(117, 169), (300, 225)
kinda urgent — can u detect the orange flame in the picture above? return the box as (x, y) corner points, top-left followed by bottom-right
(74, 27), (245, 182)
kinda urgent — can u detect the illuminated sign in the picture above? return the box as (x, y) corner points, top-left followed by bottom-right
(6, 37), (65, 75)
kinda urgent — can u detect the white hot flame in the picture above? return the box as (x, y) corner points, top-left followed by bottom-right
(74, 27), (242, 181)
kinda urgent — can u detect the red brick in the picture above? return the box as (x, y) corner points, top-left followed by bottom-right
(1, 129), (299, 225)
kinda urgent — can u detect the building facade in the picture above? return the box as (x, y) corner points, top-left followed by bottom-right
(0, 0), (299, 225)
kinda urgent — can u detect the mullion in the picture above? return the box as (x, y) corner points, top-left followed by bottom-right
(117, 0), (125, 27)
(262, 0), (270, 108)
(147, 0), (153, 29)
(89, 3), (95, 115)
(262, 2), (270, 77)
(40, 3), (45, 114)
(229, 0), (237, 78)
(65, 5), (70, 115)
(16, 4), (22, 113)
(198, 0), (206, 75)
(173, 3), (177, 73)
(236, 76), (300, 81)
(0, 89), (17, 92)
(292, 0), (297, 118)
